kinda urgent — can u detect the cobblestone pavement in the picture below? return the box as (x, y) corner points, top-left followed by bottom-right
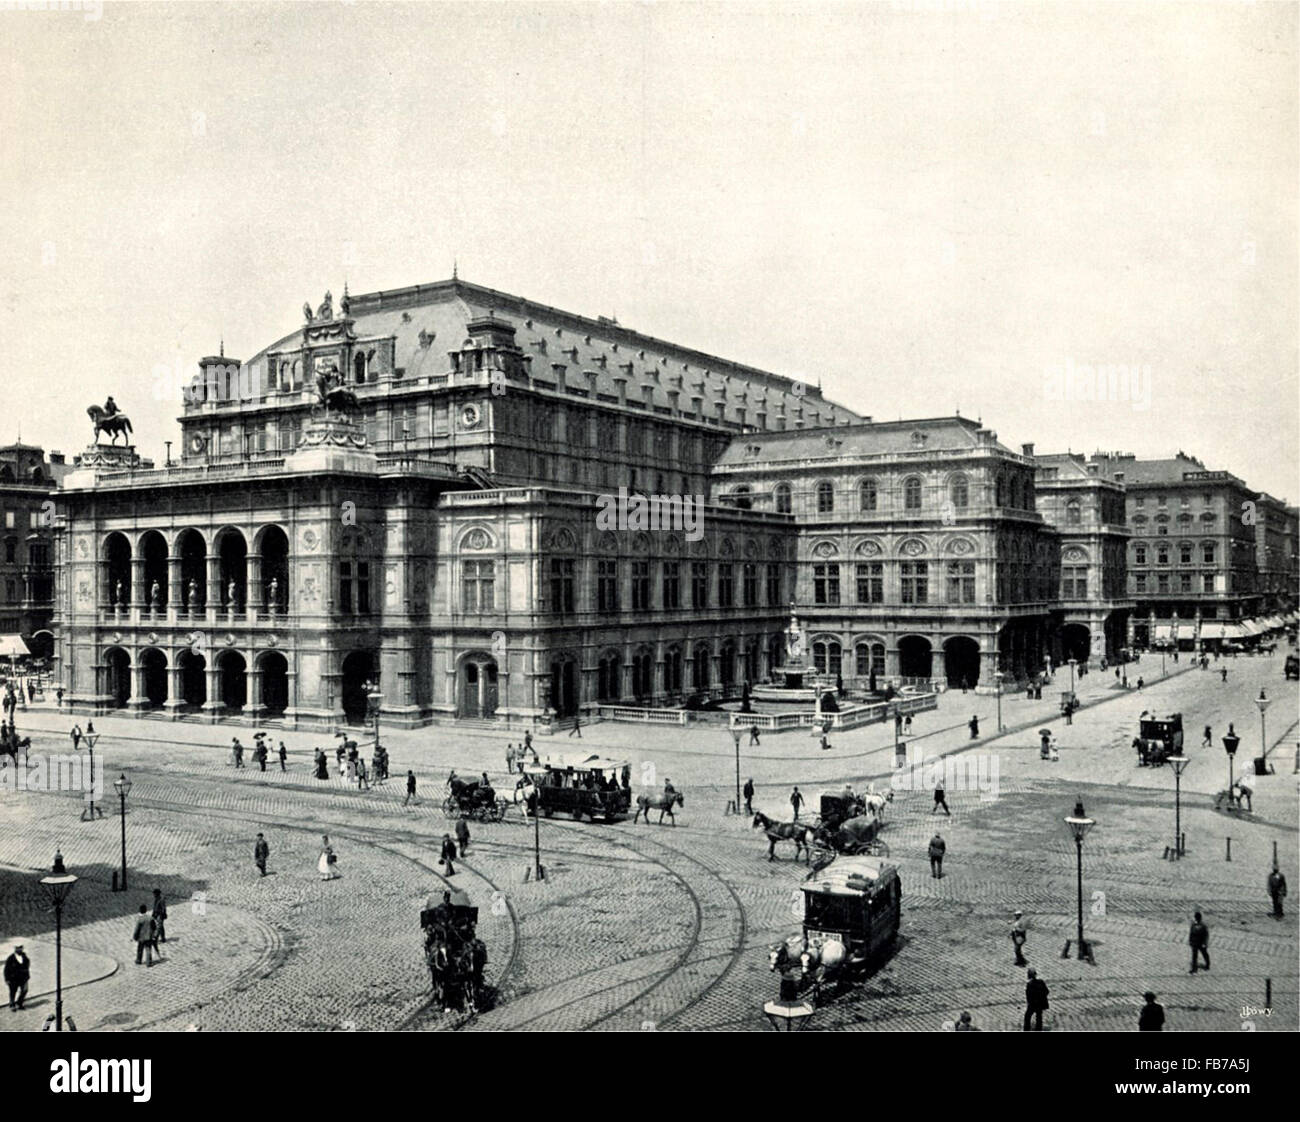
(1, 655), (1294, 1031)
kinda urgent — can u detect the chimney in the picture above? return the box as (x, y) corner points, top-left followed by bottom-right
(1022, 442), (1035, 458)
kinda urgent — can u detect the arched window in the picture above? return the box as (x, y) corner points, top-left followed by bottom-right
(950, 474), (968, 509)
(859, 478), (878, 511)
(903, 476), (922, 511)
(731, 486), (752, 510)
(816, 481), (834, 514)
(995, 474), (1005, 507)
(774, 483), (792, 515)
(812, 639), (842, 677)
(1065, 499), (1081, 525)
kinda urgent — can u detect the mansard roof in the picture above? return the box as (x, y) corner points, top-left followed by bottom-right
(714, 415), (1019, 466)
(244, 277), (860, 431)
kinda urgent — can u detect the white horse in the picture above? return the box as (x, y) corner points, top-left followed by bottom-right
(502, 777), (538, 814)
(861, 789), (894, 819)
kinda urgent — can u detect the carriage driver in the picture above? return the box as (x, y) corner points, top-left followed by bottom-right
(663, 777), (678, 798)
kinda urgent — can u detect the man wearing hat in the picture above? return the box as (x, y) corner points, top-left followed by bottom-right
(953, 1011), (977, 1031)
(1138, 991), (1165, 1031)
(1010, 910), (1029, 966)
(4, 944), (30, 1010)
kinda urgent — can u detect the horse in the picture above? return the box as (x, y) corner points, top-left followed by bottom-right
(502, 777), (537, 813)
(633, 790), (684, 825)
(862, 790), (894, 819)
(87, 406), (133, 445)
(752, 811), (816, 863)
(768, 935), (846, 1000)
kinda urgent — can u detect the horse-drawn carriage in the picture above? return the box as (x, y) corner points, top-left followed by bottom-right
(443, 775), (505, 822)
(811, 790), (890, 864)
(1135, 712), (1184, 767)
(769, 855), (901, 1003)
(421, 889), (487, 1015)
(523, 754), (631, 822)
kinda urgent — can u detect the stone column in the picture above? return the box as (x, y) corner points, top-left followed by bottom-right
(247, 554), (264, 614)
(164, 660), (185, 717)
(205, 555), (221, 623)
(130, 557), (145, 610)
(202, 662), (224, 720)
(246, 666), (265, 721)
(127, 659), (148, 713)
(168, 557), (182, 623)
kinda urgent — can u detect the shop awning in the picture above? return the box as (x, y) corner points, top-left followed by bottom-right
(0, 635), (31, 659)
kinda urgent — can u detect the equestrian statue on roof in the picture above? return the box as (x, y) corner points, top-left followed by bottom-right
(87, 395), (133, 445)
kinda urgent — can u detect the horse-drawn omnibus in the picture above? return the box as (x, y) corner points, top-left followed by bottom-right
(421, 887), (487, 1014)
(1136, 712), (1183, 767)
(523, 753), (632, 822)
(769, 855), (902, 1002)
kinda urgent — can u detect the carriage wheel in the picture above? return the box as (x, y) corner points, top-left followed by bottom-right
(441, 796), (458, 819)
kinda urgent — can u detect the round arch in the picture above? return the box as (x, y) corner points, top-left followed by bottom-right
(257, 650), (289, 716)
(897, 635), (933, 679)
(102, 647), (131, 708)
(457, 649), (499, 718)
(340, 650), (376, 725)
(943, 636), (981, 689)
(139, 647), (168, 708)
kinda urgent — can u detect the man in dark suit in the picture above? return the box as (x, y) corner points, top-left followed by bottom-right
(132, 906), (155, 966)
(1023, 968), (1049, 1031)
(1138, 991), (1165, 1031)
(5, 945), (30, 1010)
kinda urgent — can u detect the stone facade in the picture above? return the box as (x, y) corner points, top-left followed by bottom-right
(0, 443), (69, 658)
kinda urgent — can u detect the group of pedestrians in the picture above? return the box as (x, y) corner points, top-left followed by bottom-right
(231, 736), (288, 772)
(130, 889), (168, 967)
(504, 731), (538, 774)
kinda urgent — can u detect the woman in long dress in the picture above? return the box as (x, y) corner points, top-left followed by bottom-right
(318, 834), (338, 880)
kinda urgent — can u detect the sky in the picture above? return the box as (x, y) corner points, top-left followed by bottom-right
(1, 0), (1296, 498)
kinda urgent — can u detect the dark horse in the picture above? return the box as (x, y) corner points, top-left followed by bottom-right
(0, 724), (31, 764)
(633, 790), (684, 825)
(87, 406), (133, 445)
(752, 811), (815, 863)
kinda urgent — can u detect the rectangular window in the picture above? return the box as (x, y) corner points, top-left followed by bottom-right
(766, 563), (781, 605)
(947, 561), (975, 604)
(717, 563), (734, 608)
(339, 561), (353, 613)
(856, 562), (883, 604)
(3, 512), (12, 530)
(691, 562), (709, 609)
(742, 563), (757, 607)
(1203, 573), (1214, 593)
(813, 563), (841, 605)
(1157, 573), (1170, 593)
(662, 562), (680, 610)
(550, 558), (576, 615)
(901, 561), (928, 605)
(1179, 573), (1192, 592)
(596, 559), (620, 613)
(1135, 573), (1147, 592)
(631, 560), (650, 611)
(1061, 566), (1088, 599)
(462, 560), (495, 613)
(28, 511), (38, 529)
(357, 563), (370, 614)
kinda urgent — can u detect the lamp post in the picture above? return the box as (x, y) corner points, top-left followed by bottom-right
(366, 688), (383, 755)
(1221, 726), (1240, 807)
(1066, 658), (1077, 723)
(39, 850), (77, 1031)
(1167, 754), (1189, 858)
(994, 670), (1003, 732)
(1064, 799), (1095, 961)
(113, 773), (132, 890)
(1255, 689), (1271, 765)
(79, 726), (102, 821)
(891, 702), (904, 767)
(731, 726), (742, 814)
(530, 782), (543, 881)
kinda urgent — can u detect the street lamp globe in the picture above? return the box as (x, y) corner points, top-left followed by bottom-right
(40, 850), (77, 902)
(1167, 753), (1190, 777)
(113, 773), (132, 800)
(1065, 799), (1095, 843)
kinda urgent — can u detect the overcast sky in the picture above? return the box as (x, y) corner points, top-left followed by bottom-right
(2, 0), (1295, 498)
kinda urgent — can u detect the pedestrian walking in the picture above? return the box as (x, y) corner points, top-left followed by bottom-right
(568, 715), (583, 738)
(255, 742), (267, 772)
(314, 748), (329, 781)
(356, 758), (370, 791)
(928, 832), (946, 878)
(318, 835), (339, 881)
(455, 816), (470, 856)
(1220, 667), (1228, 682)
(132, 905), (155, 966)
(820, 730), (831, 751)
(231, 738), (244, 768)
(743, 777), (754, 815)
(1023, 968), (1049, 1031)
(4, 944), (30, 1010)
(790, 786), (804, 820)
(749, 725), (761, 746)
(1268, 866), (1288, 918)
(56, 686), (64, 708)
(1136, 677), (1144, 690)
(151, 888), (168, 948)
(1010, 910), (1028, 966)
(279, 741), (287, 772)
(440, 834), (458, 876)
(1188, 912), (1210, 973)
(524, 729), (533, 756)
(1201, 725), (1211, 748)
(404, 769), (417, 805)
(968, 715), (979, 739)
(254, 833), (270, 877)
(506, 743), (517, 774)
(904, 714), (913, 735)
(932, 778), (950, 816)
(1138, 991), (1165, 1031)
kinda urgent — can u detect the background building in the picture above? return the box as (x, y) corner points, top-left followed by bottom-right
(0, 442), (69, 661)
